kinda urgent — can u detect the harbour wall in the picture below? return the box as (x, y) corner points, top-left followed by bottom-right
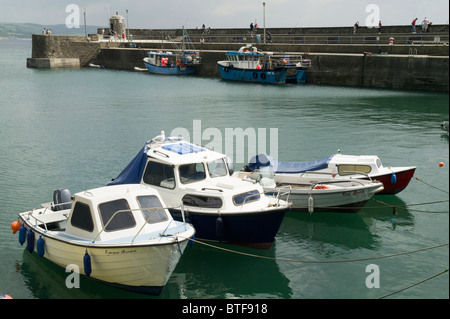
(92, 47), (448, 92)
(27, 24), (449, 92)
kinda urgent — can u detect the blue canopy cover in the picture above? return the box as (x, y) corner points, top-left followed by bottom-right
(248, 153), (334, 174)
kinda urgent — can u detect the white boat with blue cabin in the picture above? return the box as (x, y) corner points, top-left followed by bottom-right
(13, 184), (195, 295)
(108, 132), (291, 249)
(217, 44), (311, 84)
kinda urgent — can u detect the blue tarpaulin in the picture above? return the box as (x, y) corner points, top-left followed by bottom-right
(248, 153), (334, 174)
(107, 146), (148, 185)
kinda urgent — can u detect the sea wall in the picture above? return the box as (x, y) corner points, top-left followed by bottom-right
(27, 25), (450, 92)
(93, 48), (448, 92)
(27, 34), (121, 67)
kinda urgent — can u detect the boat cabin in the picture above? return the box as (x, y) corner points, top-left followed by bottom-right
(224, 45), (311, 71)
(27, 184), (175, 243)
(108, 135), (270, 212)
(146, 51), (200, 68)
(327, 154), (383, 176)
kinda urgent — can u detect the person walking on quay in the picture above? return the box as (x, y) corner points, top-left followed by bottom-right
(411, 18), (418, 33)
(422, 17), (430, 32)
(353, 21), (359, 33)
(378, 21), (382, 33)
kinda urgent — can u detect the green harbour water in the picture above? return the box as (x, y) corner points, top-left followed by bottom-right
(0, 38), (448, 300)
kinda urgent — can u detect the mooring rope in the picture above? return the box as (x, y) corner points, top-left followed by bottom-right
(182, 237), (448, 264)
(378, 269), (449, 299)
(371, 198), (449, 214)
(415, 177), (449, 194)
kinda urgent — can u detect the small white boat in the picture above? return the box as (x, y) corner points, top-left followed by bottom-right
(108, 132), (290, 249)
(246, 152), (416, 195)
(234, 169), (384, 213)
(13, 184), (195, 295)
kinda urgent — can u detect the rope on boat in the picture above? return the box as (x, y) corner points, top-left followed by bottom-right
(183, 237), (448, 264)
(378, 268), (449, 299)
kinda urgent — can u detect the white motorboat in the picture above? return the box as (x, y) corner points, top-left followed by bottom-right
(234, 169), (384, 213)
(13, 184), (195, 295)
(245, 152), (416, 195)
(108, 132), (290, 249)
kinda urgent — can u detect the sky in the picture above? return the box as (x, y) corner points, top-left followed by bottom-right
(1, 0), (449, 29)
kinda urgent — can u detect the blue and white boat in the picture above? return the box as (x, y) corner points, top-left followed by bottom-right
(143, 50), (200, 75)
(217, 44), (311, 84)
(143, 27), (201, 75)
(108, 132), (290, 249)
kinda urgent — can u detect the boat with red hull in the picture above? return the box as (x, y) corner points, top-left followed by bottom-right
(245, 153), (416, 195)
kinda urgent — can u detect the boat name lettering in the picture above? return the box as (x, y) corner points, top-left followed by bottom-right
(104, 249), (137, 255)
(343, 190), (364, 196)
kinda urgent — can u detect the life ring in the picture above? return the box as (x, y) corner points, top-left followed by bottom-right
(176, 59), (182, 66)
(260, 72), (267, 80)
(252, 72), (258, 79)
(314, 185), (329, 190)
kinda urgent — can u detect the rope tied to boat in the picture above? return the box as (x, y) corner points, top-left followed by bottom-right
(415, 177), (449, 194)
(181, 235), (448, 264)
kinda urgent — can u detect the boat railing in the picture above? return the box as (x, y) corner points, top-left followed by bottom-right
(337, 171), (373, 181)
(279, 178), (369, 190)
(91, 205), (185, 244)
(274, 186), (292, 205)
(28, 201), (72, 231)
(238, 189), (291, 208)
(299, 170), (372, 181)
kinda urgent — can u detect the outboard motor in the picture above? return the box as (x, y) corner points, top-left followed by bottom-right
(52, 188), (72, 211)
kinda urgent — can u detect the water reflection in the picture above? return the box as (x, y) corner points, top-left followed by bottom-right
(168, 243), (293, 299)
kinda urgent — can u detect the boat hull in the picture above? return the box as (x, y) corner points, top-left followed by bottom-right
(144, 61), (195, 75)
(217, 63), (288, 84)
(361, 167), (416, 195)
(169, 207), (288, 249)
(18, 218), (190, 295)
(266, 182), (383, 213)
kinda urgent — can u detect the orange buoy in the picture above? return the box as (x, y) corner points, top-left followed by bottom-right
(439, 162), (444, 167)
(11, 219), (21, 234)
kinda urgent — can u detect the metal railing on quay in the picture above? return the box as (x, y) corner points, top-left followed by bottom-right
(124, 33), (449, 46)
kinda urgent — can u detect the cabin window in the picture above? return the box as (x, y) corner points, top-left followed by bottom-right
(99, 199), (136, 232)
(337, 164), (372, 176)
(70, 202), (94, 232)
(233, 190), (261, 206)
(179, 163), (206, 184)
(137, 195), (168, 224)
(207, 158), (228, 178)
(143, 161), (175, 189)
(182, 194), (223, 208)
(376, 159), (382, 168)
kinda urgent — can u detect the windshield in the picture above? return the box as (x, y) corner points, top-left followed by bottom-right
(179, 163), (206, 184)
(207, 158), (228, 178)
